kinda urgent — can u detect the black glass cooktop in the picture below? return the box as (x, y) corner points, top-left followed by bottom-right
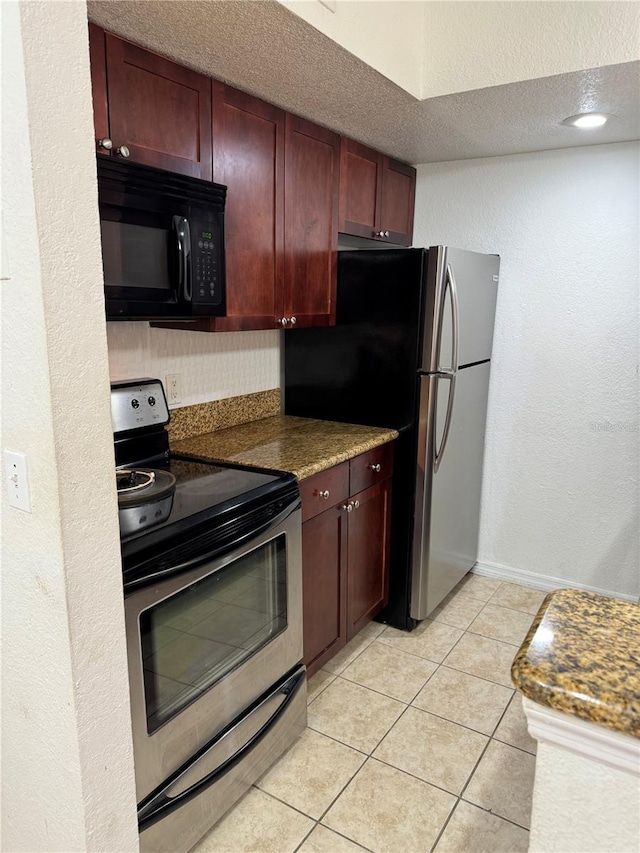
(118, 454), (299, 569)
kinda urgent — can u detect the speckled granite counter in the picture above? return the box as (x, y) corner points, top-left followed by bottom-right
(170, 415), (398, 480)
(512, 588), (640, 737)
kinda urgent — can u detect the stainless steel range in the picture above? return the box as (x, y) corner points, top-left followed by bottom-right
(111, 378), (306, 853)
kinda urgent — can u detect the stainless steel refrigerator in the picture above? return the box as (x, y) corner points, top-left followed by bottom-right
(284, 247), (499, 630)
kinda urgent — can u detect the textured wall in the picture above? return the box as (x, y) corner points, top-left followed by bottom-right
(530, 741), (640, 851)
(422, 1), (640, 97)
(280, 1), (639, 99)
(278, 0), (425, 97)
(107, 324), (281, 407)
(1, 2), (138, 850)
(414, 142), (639, 599)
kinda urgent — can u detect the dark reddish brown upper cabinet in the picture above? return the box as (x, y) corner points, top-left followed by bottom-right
(88, 26), (212, 179)
(210, 83), (284, 332)
(283, 115), (340, 329)
(339, 138), (382, 240)
(339, 136), (416, 247)
(89, 23), (109, 155)
(379, 157), (416, 246)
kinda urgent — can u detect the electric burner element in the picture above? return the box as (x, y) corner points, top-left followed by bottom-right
(116, 468), (177, 508)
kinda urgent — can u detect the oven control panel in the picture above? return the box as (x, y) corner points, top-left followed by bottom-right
(111, 378), (170, 435)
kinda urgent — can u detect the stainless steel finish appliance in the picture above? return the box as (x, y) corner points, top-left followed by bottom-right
(112, 379), (305, 852)
(284, 247), (499, 629)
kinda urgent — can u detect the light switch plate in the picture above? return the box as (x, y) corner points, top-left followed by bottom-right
(4, 449), (31, 512)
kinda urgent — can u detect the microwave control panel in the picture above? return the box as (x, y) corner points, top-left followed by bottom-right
(193, 223), (221, 305)
(111, 379), (170, 435)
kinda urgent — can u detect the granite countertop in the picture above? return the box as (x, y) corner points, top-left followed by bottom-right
(170, 415), (398, 480)
(511, 588), (640, 737)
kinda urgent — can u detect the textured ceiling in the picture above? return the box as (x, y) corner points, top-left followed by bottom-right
(87, 0), (640, 164)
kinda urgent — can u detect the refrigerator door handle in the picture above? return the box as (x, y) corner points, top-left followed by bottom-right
(434, 265), (459, 472)
(434, 372), (456, 472)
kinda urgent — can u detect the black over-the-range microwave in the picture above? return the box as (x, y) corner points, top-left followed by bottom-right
(97, 158), (226, 320)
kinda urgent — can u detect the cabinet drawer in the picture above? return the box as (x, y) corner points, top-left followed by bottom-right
(300, 462), (349, 523)
(350, 443), (394, 495)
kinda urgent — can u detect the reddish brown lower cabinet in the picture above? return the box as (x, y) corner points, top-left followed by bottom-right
(346, 479), (392, 640)
(302, 504), (348, 676)
(300, 445), (393, 676)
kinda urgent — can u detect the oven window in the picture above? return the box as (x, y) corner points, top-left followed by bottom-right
(140, 534), (287, 733)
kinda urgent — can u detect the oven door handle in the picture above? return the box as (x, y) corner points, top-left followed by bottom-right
(137, 667), (305, 831)
(124, 498), (301, 592)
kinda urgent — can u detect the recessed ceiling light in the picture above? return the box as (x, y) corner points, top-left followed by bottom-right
(562, 112), (609, 129)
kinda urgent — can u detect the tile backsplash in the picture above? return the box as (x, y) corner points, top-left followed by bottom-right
(107, 323), (281, 407)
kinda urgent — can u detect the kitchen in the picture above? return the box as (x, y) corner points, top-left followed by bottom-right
(2, 1), (639, 852)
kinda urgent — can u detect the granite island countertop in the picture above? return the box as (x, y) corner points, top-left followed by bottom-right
(511, 588), (640, 737)
(170, 415), (398, 480)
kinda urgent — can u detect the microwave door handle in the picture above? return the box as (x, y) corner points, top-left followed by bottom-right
(173, 216), (191, 302)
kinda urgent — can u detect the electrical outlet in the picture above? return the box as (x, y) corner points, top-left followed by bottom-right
(4, 450), (31, 512)
(166, 373), (182, 406)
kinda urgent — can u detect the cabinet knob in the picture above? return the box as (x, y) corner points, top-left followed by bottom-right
(116, 145), (130, 158)
(318, 490), (330, 500)
(97, 137), (113, 150)
(368, 463), (382, 473)
(383, 230), (390, 238)
(279, 317), (288, 327)
(340, 502), (353, 513)
(290, 316), (297, 325)
(353, 499), (360, 510)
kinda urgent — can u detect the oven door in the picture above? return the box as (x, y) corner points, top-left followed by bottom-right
(125, 498), (303, 802)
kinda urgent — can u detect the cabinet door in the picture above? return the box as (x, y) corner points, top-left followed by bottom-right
(88, 24), (109, 155)
(283, 115), (339, 328)
(302, 505), (348, 677)
(339, 138), (382, 240)
(379, 157), (416, 247)
(212, 83), (284, 331)
(104, 34), (212, 179)
(346, 479), (392, 640)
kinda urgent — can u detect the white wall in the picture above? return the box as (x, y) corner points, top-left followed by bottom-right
(278, 0), (425, 98)
(529, 740), (640, 851)
(1, 1), (138, 849)
(414, 142), (639, 600)
(422, 1), (640, 98)
(280, 1), (640, 100)
(107, 325), (281, 407)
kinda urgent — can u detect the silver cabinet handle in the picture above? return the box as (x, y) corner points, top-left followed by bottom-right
(97, 137), (113, 150)
(279, 317), (288, 327)
(290, 316), (297, 325)
(318, 490), (330, 500)
(353, 500), (360, 509)
(383, 230), (390, 238)
(340, 502), (353, 513)
(116, 145), (130, 158)
(368, 463), (381, 473)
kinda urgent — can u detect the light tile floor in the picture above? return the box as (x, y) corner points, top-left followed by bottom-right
(193, 576), (545, 853)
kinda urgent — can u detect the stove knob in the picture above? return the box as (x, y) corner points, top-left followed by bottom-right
(148, 396), (156, 407)
(131, 399), (140, 409)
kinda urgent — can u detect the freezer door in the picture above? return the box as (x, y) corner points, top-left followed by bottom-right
(421, 247), (499, 373)
(411, 362), (491, 620)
